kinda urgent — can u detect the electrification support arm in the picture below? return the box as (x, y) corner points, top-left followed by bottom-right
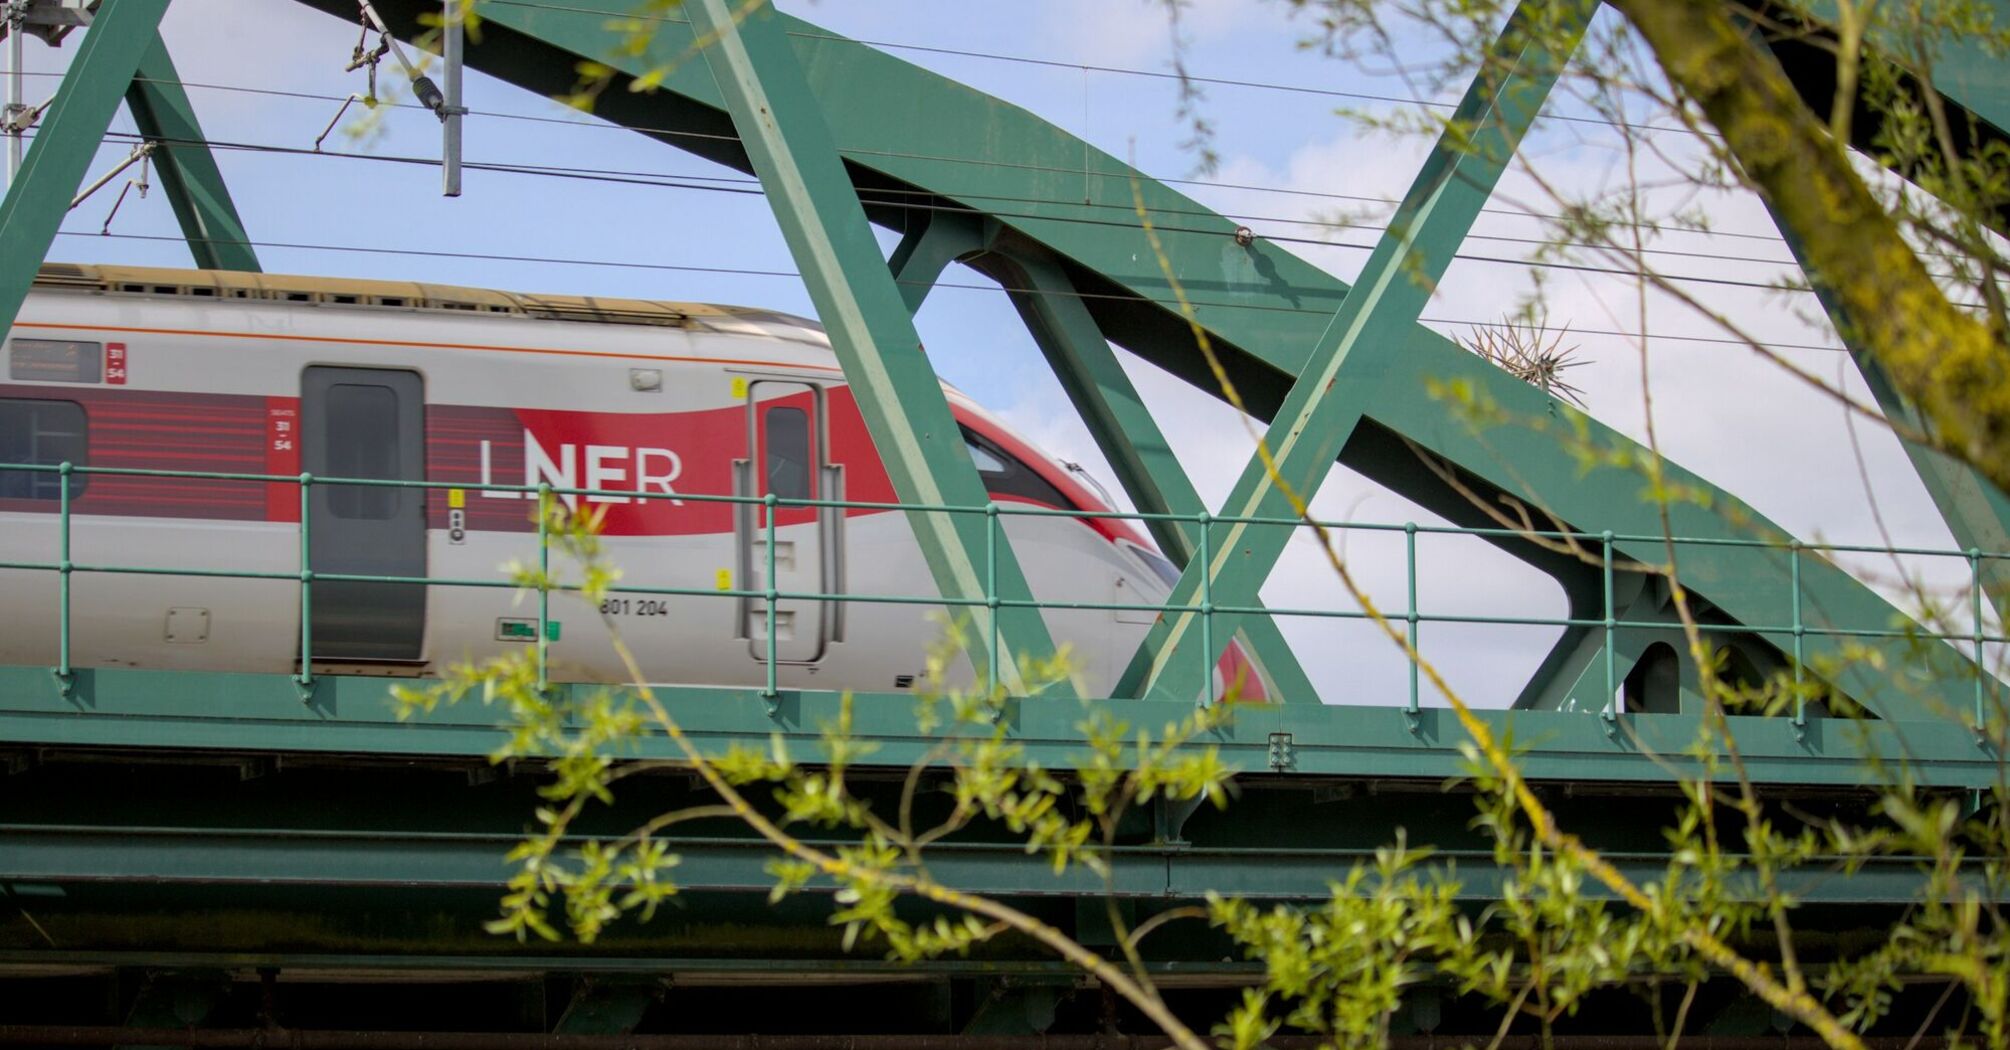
(441, 0), (463, 196)
(125, 37), (261, 272)
(0, 0), (170, 338)
(1115, 0), (1596, 701)
(1000, 248), (1323, 704)
(683, 0), (1069, 696)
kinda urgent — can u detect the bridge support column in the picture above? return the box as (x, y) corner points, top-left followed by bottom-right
(1116, 0), (1595, 702)
(0, 0), (171, 338)
(685, 0), (1067, 696)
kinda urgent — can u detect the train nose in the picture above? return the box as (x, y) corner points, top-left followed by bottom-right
(1212, 639), (1270, 703)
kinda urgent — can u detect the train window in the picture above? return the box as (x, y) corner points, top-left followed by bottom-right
(764, 406), (812, 501)
(959, 426), (1072, 509)
(323, 383), (403, 520)
(0, 398), (87, 500)
(963, 439), (1007, 474)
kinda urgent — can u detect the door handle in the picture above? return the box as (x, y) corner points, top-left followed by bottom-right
(732, 458), (752, 641)
(822, 464), (845, 645)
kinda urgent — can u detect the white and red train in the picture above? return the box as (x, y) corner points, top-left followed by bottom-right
(0, 264), (1267, 699)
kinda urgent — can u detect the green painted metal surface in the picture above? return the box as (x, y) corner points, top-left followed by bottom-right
(124, 38), (260, 273)
(2, 821), (1975, 904)
(1797, 0), (2010, 137)
(1116, 0), (1594, 703)
(0, 665), (1993, 787)
(879, 207), (1309, 712)
(329, 0), (1998, 720)
(0, 0), (2005, 1021)
(995, 245), (1320, 703)
(886, 210), (982, 315)
(683, 0), (1064, 696)
(0, 0), (170, 339)
(0, 725), (1992, 912)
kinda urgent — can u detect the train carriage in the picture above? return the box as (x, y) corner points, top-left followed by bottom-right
(0, 264), (1267, 700)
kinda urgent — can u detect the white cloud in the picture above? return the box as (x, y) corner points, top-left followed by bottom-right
(1042, 0), (1275, 68)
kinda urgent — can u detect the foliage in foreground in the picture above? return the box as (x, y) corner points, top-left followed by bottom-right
(387, 498), (2010, 1049)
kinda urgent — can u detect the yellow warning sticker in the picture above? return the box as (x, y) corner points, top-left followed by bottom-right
(715, 569), (733, 591)
(730, 376), (747, 399)
(447, 488), (466, 509)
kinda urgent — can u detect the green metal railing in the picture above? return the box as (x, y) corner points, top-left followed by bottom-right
(2, 460), (2004, 722)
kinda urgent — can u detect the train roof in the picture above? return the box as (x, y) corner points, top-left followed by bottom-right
(32, 262), (829, 342)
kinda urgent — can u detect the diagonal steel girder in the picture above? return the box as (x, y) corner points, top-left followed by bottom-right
(125, 36), (260, 272)
(996, 245), (1324, 704)
(1116, 0), (1594, 702)
(311, 0), (1986, 719)
(0, 0), (170, 339)
(1744, 30), (2010, 603)
(1764, 195), (2010, 601)
(681, 0), (1067, 697)
(888, 210), (1321, 702)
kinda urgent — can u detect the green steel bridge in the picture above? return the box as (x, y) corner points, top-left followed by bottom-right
(0, 0), (2007, 1044)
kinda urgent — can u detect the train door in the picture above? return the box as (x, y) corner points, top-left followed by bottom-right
(301, 366), (427, 662)
(735, 380), (837, 665)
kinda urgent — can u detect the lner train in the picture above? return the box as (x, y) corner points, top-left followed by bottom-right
(0, 264), (1269, 700)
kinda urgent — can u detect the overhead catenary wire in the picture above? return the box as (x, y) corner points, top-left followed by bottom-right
(79, 117), (1805, 268)
(53, 230), (1855, 357)
(10, 68), (1794, 249)
(19, 35), (1981, 347)
(479, 0), (1701, 138)
(82, 128), (1823, 294)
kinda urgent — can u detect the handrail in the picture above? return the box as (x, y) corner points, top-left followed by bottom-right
(1, 459), (2002, 716)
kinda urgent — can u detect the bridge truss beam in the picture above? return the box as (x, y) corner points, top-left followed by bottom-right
(682, 0), (1065, 695)
(0, 0), (170, 338)
(2, 1), (2009, 1034)
(1114, 0), (1594, 704)
(308, 0), (1994, 719)
(123, 35), (259, 273)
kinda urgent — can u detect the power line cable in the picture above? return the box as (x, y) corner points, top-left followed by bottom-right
(481, 0), (1695, 137)
(23, 66), (1800, 247)
(89, 105), (1803, 268)
(88, 129), (1819, 294)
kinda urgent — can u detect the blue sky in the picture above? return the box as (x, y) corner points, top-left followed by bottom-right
(8, 0), (1975, 705)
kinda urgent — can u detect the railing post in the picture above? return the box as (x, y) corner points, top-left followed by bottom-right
(1790, 540), (1806, 736)
(1601, 530), (1616, 726)
(296, 472), (314, 702)
(536, 483), (551, 694)
(986, 502), (1000, 701)
(1972, 548), (1987, 739)
(53, 461), (73, 699)
(1405, 522), (1419, 723)
(1197, 510), (1212, 709)
(763, 493), (779, 702)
